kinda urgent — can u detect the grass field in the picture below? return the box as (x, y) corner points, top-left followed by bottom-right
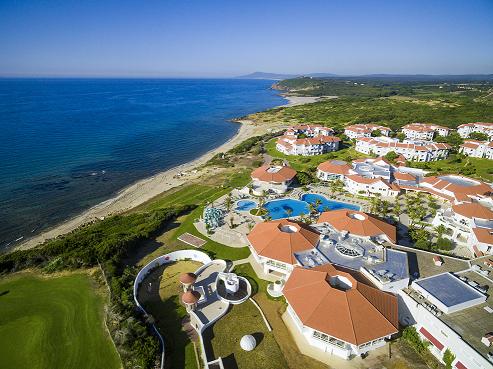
(206, 297), (287, 369)
(0, 271), (121, 369)
(137, 261), (202, 369)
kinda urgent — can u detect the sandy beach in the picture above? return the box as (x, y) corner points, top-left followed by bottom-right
(14, 95), (317, 250)
(281, 94), (337, 106)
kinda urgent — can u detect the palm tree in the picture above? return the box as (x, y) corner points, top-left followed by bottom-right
(435, 224), (447, 239)
(285, 208), (293, 218)
(225, 193), (233, 212)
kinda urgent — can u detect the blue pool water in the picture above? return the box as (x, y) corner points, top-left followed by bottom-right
(236, 200), (257, 212)
(263, 199), (311, 220)
(301, 193), (360, 212)
(264, 194), (359, 220)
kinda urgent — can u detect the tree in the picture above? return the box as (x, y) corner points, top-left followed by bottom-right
(371, 129), (382, 137)
(469, 132), (489, 141)
(225, 193), (233, 212)
(285, 208), (293, 218)
(434, 224), (447, 239)
(443, 349), (456, 369)
(296, 171), (312, 186)
(402, 326), (429, 354)
(436, 237), (454, 251)
(384, 151), (399, 163)
(396, 132), (406, 142)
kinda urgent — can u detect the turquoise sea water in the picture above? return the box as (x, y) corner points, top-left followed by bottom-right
(0, 78), (285, 248)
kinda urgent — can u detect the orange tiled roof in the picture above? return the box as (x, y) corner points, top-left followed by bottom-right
(317, 210), (397, 243)
(393, 172), (416, 181)
(283, 265), (399, 345)
(421, 175), (492, 199)
(345, 174), (384, 185)
(317, 160), (352, 175)
(251, 165), (297, 183)
(460, 140), (483, 149)
(247, 219), (320, 265)
(473, 228), (493, 245)
(452, 202), (493, 220)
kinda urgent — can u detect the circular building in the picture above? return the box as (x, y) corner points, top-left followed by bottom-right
(179, 272), (197, 291)
(182, 290), (201, 309)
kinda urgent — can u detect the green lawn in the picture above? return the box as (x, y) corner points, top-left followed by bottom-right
(137, 261), (202, 369)
(409, 154), (493, 182)
(170, 206), (251, 261)
(0, 272), (120, 369)
(134, 169), (252, 263)
(207, 299), (287, 369)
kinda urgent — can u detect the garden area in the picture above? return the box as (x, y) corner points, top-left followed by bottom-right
(137, 260), (202, 369)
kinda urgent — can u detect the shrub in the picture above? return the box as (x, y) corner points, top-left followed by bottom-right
(436, 237), (454, 251)
(402, 326), (430, 354)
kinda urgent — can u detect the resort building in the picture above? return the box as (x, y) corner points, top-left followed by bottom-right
(250, 164), (297, 196)
(401, 123), (451, 140)
(276, 135), (341, 156)
(409, 175), (493, 204)
(316, 160), (352, 181)
(344, 175), (400, 197)
(313, 211), (409, 292)
(457, 122), (493, 140)
(247, 219), (324, 278)
(317, 210), (397, 244)
(344, 124), (392, 139)
(459, 140), (493, 159)
(283, 264), (399, 360)
(285, 124), (335, 137)
(317, 157), (406, 197)
(431, 202), (493, 255)
(355, 136), (450, 162)
(398, 272), (492, 369)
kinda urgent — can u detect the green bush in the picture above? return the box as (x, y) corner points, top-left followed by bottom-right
(436, 237), (454, 251)
(402, 326), (430, 354)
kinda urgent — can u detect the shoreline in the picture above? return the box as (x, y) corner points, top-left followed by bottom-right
(13, 94), (319, 251)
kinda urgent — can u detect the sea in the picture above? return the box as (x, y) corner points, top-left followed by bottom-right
(0, 78), (286, 249)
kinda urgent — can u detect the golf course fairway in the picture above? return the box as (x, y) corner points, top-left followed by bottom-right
(0, 271), (121, 369)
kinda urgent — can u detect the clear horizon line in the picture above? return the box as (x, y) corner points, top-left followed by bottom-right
(1, 72), (493, 80)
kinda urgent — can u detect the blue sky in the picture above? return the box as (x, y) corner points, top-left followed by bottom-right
(0, 0), (492, 77)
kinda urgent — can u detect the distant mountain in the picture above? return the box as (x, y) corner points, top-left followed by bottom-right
(236, 72), (340, 80)
(235, 72), (300, 80)
(236, 72), (493, 82)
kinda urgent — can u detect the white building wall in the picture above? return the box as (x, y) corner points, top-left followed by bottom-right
(398, 291), (492, 369)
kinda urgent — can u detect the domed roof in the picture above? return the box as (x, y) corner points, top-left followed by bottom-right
(179, 272), (197, 284)
(182, 290), (201, 304)
(240, 334), (256, 351)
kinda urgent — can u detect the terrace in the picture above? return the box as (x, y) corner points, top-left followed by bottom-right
(312, 224), (409, 289)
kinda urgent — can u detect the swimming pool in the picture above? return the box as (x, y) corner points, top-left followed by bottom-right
(301, 193), (360, 212)
(263, 194), (359, 220)
(263, 199), (310, 220)
(236, 200), (257, 212)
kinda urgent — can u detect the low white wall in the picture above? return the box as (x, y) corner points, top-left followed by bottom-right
(133, 250), (212, 369)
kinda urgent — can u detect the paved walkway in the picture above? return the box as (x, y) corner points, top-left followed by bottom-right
(191, 261), (229, 327)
